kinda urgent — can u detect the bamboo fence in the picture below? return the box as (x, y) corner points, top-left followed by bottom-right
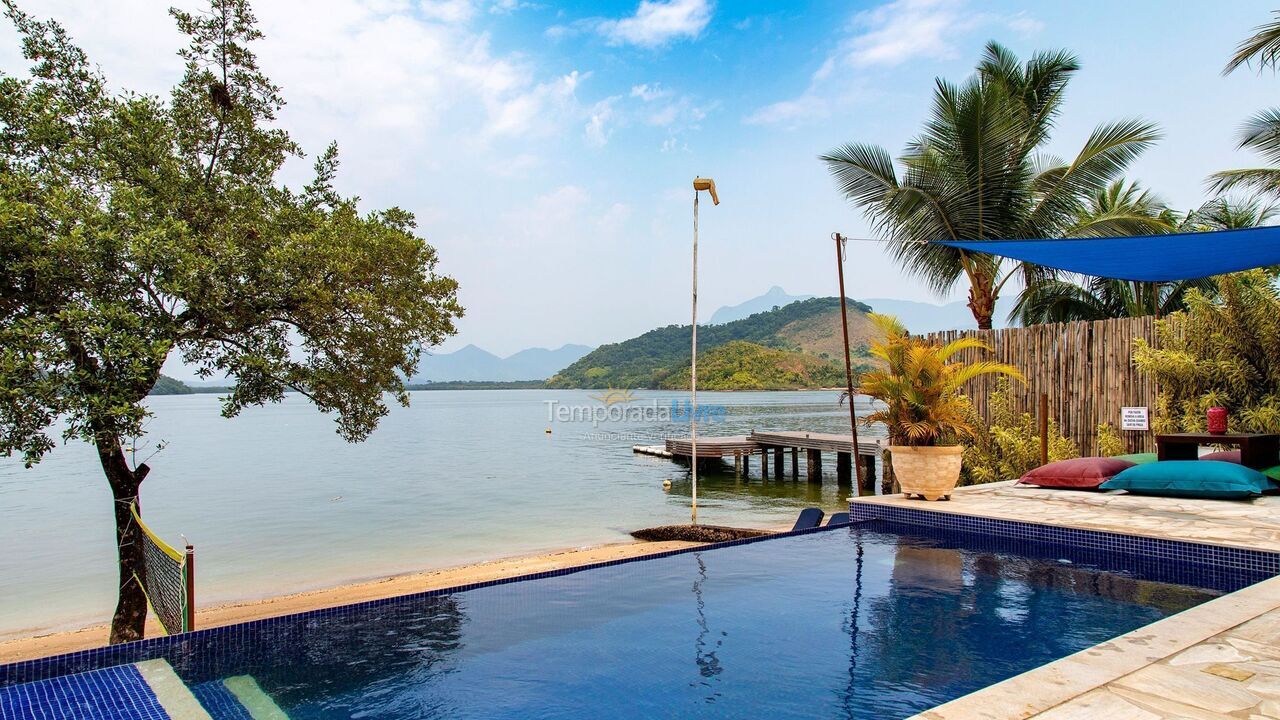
(924, 316), (1168, 456)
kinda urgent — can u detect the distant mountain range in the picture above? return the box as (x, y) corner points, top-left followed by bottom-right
(411, 343), (594, 382)
(709, 286), (814, 324)
(712, 287), (1012, 333)
(548, 297), (877, 389)
(859, 297), (1014, 333)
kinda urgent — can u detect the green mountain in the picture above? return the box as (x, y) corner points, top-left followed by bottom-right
(659, 340), (849, 390)
(150, 374), (194, 395)
(547, 297), (877, 389)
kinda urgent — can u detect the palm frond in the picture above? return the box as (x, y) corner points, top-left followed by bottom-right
(1028, 119), (1161, 234)
(1206, 168), (1280, 197)
(1237, 108), (1280, 164)
(1225, 12), (1280, 74)
(819, 143), (900, 209)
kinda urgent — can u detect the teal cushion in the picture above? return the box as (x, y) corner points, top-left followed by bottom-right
(1114, 452), (1157, 465)
(1100, 461), (1273, 499)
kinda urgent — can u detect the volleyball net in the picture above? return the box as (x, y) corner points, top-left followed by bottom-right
(130, 504), (195, 635)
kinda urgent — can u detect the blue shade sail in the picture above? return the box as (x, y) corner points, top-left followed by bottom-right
(937, 226), (1280, 281)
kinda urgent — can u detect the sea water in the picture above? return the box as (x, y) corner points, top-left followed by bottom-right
(0, 390), (882, 637)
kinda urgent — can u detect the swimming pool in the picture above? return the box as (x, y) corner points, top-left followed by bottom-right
(2, 521), (1271, 719)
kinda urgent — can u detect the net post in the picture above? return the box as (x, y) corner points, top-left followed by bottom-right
(184, 544), (196, 632)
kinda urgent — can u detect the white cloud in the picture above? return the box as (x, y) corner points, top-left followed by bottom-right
(489, 0), (537, 14)
(598, 202), (634, 234)
(745, 0), (1041, 127)
(1006, 12), (1044, 36)
(847, 0), (971, 68)
(584, 97), (618, 147)
(596, 0), (713, 48)
(744, 94), (831, 127)
(630, 83), (670, 101)
(419, 0), (477, 23)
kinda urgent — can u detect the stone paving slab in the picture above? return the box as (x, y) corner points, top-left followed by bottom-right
(854, 481), (1280, 552)
(868, 481), (1280, 720)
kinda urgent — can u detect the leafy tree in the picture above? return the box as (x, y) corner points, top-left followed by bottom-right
(548, 297), (872, 389)
(0, 1), (461, 643)
(822, 42), (1162, 329)
(1133, 271), (1280, 434)
(658, 340), (854, 391)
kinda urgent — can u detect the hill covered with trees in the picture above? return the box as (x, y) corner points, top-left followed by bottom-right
(547, 297), (878, 389)
(658, 341), (849, 390)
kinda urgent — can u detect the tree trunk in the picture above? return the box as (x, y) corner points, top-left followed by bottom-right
(967, 280), (997, 330)
(95, 433), (149, 644)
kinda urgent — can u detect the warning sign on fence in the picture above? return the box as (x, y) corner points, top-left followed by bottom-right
(1120, 407), (1149, 431)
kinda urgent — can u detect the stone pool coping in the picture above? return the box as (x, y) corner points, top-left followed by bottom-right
(851, 483), (1280, 719)
(914, 574), (1280, 719)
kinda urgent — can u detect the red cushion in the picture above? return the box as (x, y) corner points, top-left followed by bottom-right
(1200, 449), (1241, 463)
(1019, 457), (1136, 488)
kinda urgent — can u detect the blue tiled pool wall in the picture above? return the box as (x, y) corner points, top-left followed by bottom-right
(850, 502), (1280, 577)
(0, 664), (168, 720)
(0, 522), (839, 688)
(866, 519), (1270, 594)
(6, 508), (1275, 692)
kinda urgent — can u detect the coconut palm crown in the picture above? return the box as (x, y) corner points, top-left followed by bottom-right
(859, 314), (1025, 447)
(822, 42), (1163, 329)
(1213, 11), (1280, 197)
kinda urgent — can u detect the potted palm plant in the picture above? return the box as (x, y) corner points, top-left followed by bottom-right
(859, 314), (1024, 500)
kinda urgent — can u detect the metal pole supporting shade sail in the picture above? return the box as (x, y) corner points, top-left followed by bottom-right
(935, 226), (1280, 282)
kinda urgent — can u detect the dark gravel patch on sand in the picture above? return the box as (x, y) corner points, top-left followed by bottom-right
(630, 525), (773, 543)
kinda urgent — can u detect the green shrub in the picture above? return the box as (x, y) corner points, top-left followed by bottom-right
(1095, 422), (1126, 457)
(958, 379), (1078, 485)
(1133, 271), (1280, 434)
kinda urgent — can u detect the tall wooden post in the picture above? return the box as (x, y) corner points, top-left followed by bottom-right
(183, 544), (196, 632)
(836, 452), (852, 485)
(791, 448), (799, 479)
(773, 447), (783, 478)
(807, 449), (823, 483)
(1039, 393), (1049, 467)
(834, 233), (866, 490)
(761, 446), (770, 479)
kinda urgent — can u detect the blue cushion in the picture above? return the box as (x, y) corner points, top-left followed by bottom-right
(1100, 460), (1273, 499)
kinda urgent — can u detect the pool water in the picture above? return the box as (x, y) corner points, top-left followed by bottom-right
(94, 521), (1255, 720)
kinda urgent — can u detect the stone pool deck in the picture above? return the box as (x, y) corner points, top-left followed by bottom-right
(851, 483), (1280, 719)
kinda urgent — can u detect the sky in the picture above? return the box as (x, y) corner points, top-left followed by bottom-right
(3, 0), (1278, 367)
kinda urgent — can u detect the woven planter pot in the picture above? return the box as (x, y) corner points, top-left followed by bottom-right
(889, 445), (963, 501)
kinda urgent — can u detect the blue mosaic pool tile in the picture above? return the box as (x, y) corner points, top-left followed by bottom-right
(0, 522), (839, 688)
(190, 681), (252, 720)
(5, 511), (1275, 694)
(849, 501), (1280, 576)
(0, 664), (168, 719)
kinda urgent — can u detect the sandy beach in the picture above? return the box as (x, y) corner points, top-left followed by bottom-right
(0, 538), (711, 665)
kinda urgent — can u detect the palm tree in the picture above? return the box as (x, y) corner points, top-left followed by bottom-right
(821, 42), (1162, 329)
(1224, 11), (1280, 74)
(1213, 12), (1280, 196)
(1013, 195), (1277, 324)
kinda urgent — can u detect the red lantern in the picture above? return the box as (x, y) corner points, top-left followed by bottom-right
(1207, 406), (1228, 435)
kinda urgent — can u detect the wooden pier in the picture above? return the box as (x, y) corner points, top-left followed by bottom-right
(652, 431), (886, 492)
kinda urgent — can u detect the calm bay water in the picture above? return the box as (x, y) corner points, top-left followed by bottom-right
(0, 390), (881, 638)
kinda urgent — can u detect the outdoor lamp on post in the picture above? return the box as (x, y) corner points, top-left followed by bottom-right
(690, 177), (719, 525)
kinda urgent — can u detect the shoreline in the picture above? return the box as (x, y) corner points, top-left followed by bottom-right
(0, 536), (731, 665)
